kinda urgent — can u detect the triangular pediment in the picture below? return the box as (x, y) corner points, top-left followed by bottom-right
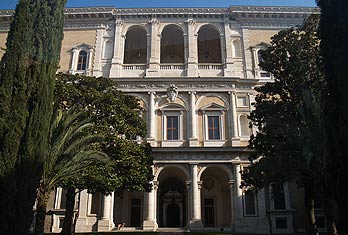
(200, 102), (225, 111)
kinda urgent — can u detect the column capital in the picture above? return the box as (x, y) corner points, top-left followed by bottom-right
(148, 91), (156, 95)
(115, 19), (123, 26)
(189, 162), (199, 166)
(188, 91), (197, 95)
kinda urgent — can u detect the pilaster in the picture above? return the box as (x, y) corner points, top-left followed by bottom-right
(241, 28), (253, 79)
(224, 17), (234, 77)
(229, 91), (240, 145)
(92, 27), (104, 77)
(75, 190), (89, 233)
(147, 92), (156, 146)
(189, 92), (199, 146)
(109, 19), (123, 78)
(143, 180), (158, 231)
(146, 19), (160, 77)
(186, 19), (198, 77)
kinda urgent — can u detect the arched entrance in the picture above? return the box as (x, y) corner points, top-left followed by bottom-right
(157, 166), (188, 228)
(200, 165), (232, 228)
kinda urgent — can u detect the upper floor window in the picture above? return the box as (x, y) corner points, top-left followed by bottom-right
(232, 39), (242, 58)
(207, 115), (220, 140)
(77, 51), (88, 71)
(124, 26), (147, 64)
(251, 42), (272, 79)
(239, 114), (250, 138)
(166, 115), (179, 140)
(69, 43), (93, 75)
(198, 25), (222, 63)
(161, 25), (184, 63)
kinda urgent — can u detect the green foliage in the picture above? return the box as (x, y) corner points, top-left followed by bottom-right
(55, 73), (153, 194)
(0, 0), (66, 233)
(241, 15), (326, 189)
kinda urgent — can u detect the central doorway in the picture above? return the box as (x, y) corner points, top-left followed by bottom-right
(158, 177), (187, 228)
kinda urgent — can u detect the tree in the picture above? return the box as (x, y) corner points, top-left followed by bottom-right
(54, 73), (153, 234)
(317, 0), (348, 233)
(34, 106), (108, 234)
(0, 0), (66, 233)
(241, 15), (329, 235)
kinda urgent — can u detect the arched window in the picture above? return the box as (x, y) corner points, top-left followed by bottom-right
(198, 25), (222, 63)
(103, 40), (113, 59)
(232, 40), (242, 58)
(124, 27), (147, 64)
(239, 114), (249, 137)
(161, 25), (184, 63)
(77, 51), (87, 71)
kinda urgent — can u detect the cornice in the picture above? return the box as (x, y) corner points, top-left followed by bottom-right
(0, 6), (319, 31)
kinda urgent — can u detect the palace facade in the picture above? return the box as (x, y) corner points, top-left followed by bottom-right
(0, 5), (324, 234)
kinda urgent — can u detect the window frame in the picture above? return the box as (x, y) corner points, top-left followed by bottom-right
(242, 189), (258, 217)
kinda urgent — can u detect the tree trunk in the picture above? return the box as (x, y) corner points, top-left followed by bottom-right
(34, 182), (50, 235)
(60, 187), (76, 235)
(304, 184), (319, 235)
(323, 195), (339, 235)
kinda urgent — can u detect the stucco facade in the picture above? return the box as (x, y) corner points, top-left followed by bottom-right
(0, 5), (325, 234)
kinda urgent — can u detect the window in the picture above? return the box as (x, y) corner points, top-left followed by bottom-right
(204, 198), (215, 227)
(77, 51), (88, 71)
(244, 190), (257, 216)
(124, 26), (147, 64)
(275, 217), (288, 229)
(69, 43), (93, 75)
(166, 116), (179, 140)
(161, 105), (185, 146)
(161, 25), (184, 63)
(257, 50), (271, 78)
(198, 25), (222, 63)
(207, 116), (220, 140)
(201, 103), (226, 146)
(271, 183), (286, 210)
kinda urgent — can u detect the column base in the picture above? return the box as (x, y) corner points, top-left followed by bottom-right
(189, 138), (199, 147)
(98, 218), (113, 232)
(143, 219), (158, 231)
(188, 219), (203, 231)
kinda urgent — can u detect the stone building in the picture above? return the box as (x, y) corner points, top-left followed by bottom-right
(0, 5), (325, 234)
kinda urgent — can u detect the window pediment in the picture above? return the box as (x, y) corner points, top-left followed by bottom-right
(200, 103), (225, 111)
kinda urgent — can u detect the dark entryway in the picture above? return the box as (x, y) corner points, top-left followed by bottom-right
(167, 202), (180, 227)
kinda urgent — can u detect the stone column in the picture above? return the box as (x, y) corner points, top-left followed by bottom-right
(146, 19), (160, 77)
(143, 181), (158, 230)
(234, 164), (243, 219)
(109, 20), (123, 78)
(75, 190), (89, 232)
(224, 17), (233, 76)
(229, 91), (239, 145)
(189, 163), (203, 230)
(147, 92), (156, 146)
(229, 180), (236, 230)
(69, 48), (78, 74)
(189, 92), (198, 146)
(98, 194), (114, 231)
(186, 19), (198, 77)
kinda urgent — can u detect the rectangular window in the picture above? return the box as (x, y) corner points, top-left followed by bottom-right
(130, 198), (141, 227)
(275, 217), (288, 229)
(272, 183), (286, 210)
(244, 190), (257, 215)
(90, 193), (101, 215)
(166, 116), (179, 140)
(77, 51), (87, 70)
(204, 198), (215, 227)
(207, 116), (220, 140)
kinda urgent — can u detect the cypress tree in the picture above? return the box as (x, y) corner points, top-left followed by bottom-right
(0, 0), (66, 234)
(317, 0), (348, 233)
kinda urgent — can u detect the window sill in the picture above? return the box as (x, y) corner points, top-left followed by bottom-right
(161, 140), (184, 147)
(203, 140), (226, 147)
